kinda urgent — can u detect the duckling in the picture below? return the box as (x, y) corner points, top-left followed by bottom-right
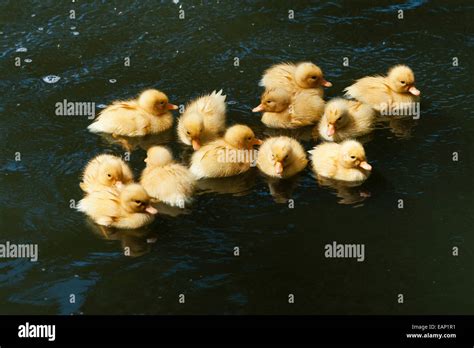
(260, 61), (332, 97)
(77, 183), (158, 229)
(257, 136), (308, 178)
(309, 140), (372, 182)
(343, 65), (420, 112)
(318, 98), (375, 142)
(190, 124), (262, 178)
(80, 154), (134, 193)
(140, 146), (195, 207)
(252, 88), (325, 129)
(177, 90), (227, 150)
(88, 89), (178, 136)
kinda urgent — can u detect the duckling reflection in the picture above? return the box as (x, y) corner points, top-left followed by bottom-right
(86, 220), (158, 257)
(152, 201), (191, 217)
(97, 128), (175, 152)
(316, 175), (371, 205)
(263, 125), (314, 142)
(311, 126), (374, 145)
(375, 116), (417, 139)
(264, 174), (302, 203)
(195, 168), (257, 196)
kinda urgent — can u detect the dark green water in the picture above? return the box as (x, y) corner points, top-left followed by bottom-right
(1, 0), (473, 315)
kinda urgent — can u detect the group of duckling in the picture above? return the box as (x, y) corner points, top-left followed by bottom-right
(78, 61), (420, 229)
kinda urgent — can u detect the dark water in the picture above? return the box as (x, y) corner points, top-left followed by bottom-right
(1, 0), (473, 315)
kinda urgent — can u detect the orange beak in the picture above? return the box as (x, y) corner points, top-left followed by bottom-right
(192, 139), (201, 151)
(321, 79), (332, 87)
(359, 161), (372, 171)
(275, 161), (284, 176)
(408, 86), (420, 96)
(167, 103), (179, 110)
(145, 205), (158, 214)
(327, 124), (335, 136)
(252, 104), (265, 113)
(252, 138), (263, 146)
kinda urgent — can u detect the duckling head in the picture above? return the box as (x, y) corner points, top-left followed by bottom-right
(98, 157), (126, 189)
(270, 139), (293, 176)
(138, 89), (178, 116)
(295, 62), (332, 89)
(387, 65), (420, 96)
(145, 146), (173, 167)
(120, 183), (158, 215)
(182, 112), (204, 150)
(325, 99), (350, 136)
(252, 88), (291, 113)
(339, 140), (372, 171)
(224, 125), (262, 149)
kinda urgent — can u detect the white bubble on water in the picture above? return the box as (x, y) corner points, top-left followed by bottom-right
(72, 31), (80, 36)
(172, 0), (179, 4)
(97, 104), (107, 109)
(228, 101), (238, 105)
(42, 75), (61, 84)
(70, 26), (76, 30)
(109, 79), (117, 84)
(38, 27), (44, 31)
(16, 47), (27, 52)
(31, 14), (36, 17)
(24, 58), (32, 63)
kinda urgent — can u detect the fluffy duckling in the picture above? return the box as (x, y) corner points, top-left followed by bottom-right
(177, 90), (227, 150)
(80, 154), (134, 193)
(140, 146), (195, 207)
(260, 61), (332, 97)
(88, 89), (178, 136)
(318, 98), (375, 142)
(252, 88), (325, 129)
(309, 140), (372, 182)
(343, 65), (420, 112)
(77, 183), (158, 229)
(190, 124), (262, 179)
(257, 136), (308, 178)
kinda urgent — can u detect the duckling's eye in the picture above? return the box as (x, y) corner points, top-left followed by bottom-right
(247, 137), (252, 141)
(284, 155), (289, 160)
(107, 174), (112, 178)
(400, 80), (405, 85)
(266, 100), (272, 104)
(311, 76), (317, 79)
(160, 101), (165, 105)
(134, 200), (142, 205)
(186, 131), (190, 135)
(350, 156), (356, 159)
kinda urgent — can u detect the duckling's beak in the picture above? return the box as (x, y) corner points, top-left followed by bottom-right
(359, 161), (372, 171)
(321, 79), (332, 87)
(253, 138), (263, 146)
(115, 181), (124, 189)
(408, 86), (420, 96)
(252, 104), (264, 112)
(167, 103), (179, 110)
(275, 161), (284, 175)
(327, 124), (335, 136)
(192, 139), (201, 150)
(145, 205), (158, 214)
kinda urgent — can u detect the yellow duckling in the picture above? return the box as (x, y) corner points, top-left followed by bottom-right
(140, 146), (195, 207)
(318, 98), (375, 142)
(77, 183), (158, 229)
(309, 140), (372, 182)
(177, 90), (227, 150)
(88, 89), (178, 136)
(257, 136), (308, 178)
(252, 88), (325, 129)
(80, 154), (134, 193)
(260, 61), (332, 97)
(190, 124), (262, 179)
(343, 65), (421, 112)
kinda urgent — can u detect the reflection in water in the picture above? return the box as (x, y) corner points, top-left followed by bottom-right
(263, 174), (302, 203)
(86, 220), (158, 258)
(315, 175), (371, 205)
(195, 168), (258, 196)
(98, 129), (175, 152)
(262, 126), (314, 142)
(153, 201), (191, 217)
(311, 125), (374, 145)
(375, 116), (418, 139)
